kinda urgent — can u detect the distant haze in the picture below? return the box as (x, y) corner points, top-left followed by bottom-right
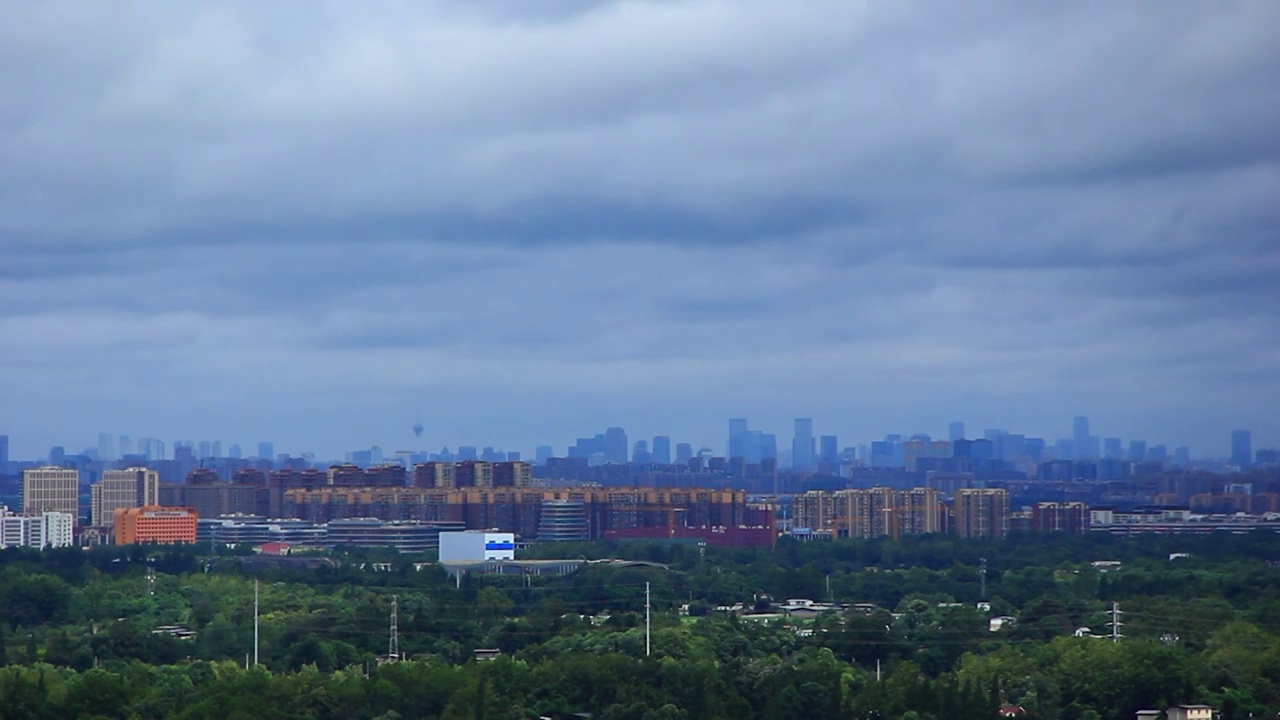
(1, 1), (1277, 458)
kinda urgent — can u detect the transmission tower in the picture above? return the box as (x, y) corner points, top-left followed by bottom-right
(389, 595), (400, 661)
(1108, 601), (1123, 643)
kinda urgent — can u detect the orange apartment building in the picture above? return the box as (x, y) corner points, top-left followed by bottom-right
(114, 506), (198, 545)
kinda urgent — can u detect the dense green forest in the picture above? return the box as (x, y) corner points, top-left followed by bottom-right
(2, 532), (1279, 720)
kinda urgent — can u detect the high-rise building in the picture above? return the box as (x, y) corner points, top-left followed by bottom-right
(603, 427), (628, 464)
(632, 440), (650, 464)
(819, 435), (839, 471)
(97, 433), (114, 462)
(228, 444), (243, 459)
(211, 441), (223, 459)
(198, 441), (212, 459)
(1103, 437), (1124, 460)
(535, 445), (554, 464)
(92, 467), (160, 527)
(675, 443), (694, 465)
(1072, 416), (1089, 456)
(652, 436), (672, 465)
(257, 442), (275, 461)
(1231, 430), (1252, 468)
(1128, 440), (1147, 462)
(0, 434), (8, 469)
(761, 434), (778, 461)
(792, 418), (815, 471)
(21, 467), (80, 521)
(118, 435), (134, 457)
(728, 419), (748, 459)
(794, 487), (940, 539)
(954, 488), (1009, 539)
(948, 422), (965, 442)
(1174, 446), (1191, 466)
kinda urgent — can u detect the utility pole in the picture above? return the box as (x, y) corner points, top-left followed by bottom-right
(1109, 602), (1123, 643)
(389, 595), (400, 661)
(826, 574), (832, 603)
(253, 580), (260, 666)
(645, 582), (651, 657)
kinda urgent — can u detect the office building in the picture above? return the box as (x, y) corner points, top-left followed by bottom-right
(819, 435), (839, 471)
(632, 440), (650, 464)
(728, 418), (749, 459)
(114, 506), (198, 545)
(954, 488), (1009, 539)
(792, 418), (815, 471)
(97, 433), (114, 462)
(1231, 430), (1252, 468)
(652, 436), (672, 465)
(257, 442), (275, 461)
(675, 443), (693, 465)
(0, 509), (75, 550)
(91, 467), (159, 527)
(1072, 417), (1089, 457)
(1103, 437), (1123, 460)
(535, 445), (554, 464)
(948, 422), (965, 442)
(21, 467), (80, 520)
(537, 500), (589, 541)
(603, 427), (628, 464)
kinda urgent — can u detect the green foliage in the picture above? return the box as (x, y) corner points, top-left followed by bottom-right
(0, 533), (1277, 717)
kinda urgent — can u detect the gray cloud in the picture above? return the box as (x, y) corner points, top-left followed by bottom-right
(1, 0), (1278, 459)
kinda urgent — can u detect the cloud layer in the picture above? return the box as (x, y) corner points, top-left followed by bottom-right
(2, 1), (1278, 459)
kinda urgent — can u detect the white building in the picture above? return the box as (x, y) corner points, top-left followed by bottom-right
(438, 531), (515, 564)
(0, 509), (75, 550)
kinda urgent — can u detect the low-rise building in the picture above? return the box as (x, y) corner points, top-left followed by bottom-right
(0, 509), (75, 549)
(114, 506), (198, 545)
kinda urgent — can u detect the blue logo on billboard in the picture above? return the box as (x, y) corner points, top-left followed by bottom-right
(485, 542), (514, 551)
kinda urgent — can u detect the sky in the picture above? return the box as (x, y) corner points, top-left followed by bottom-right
(2, 1), (1278, 461)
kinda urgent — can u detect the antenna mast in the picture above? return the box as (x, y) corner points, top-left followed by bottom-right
(1109, 601), (1123, 643)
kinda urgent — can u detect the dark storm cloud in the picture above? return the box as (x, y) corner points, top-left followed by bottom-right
(0, 0), (1278, 458)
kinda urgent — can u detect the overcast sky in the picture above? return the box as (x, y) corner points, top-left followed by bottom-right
(2, 1), (1278, 460)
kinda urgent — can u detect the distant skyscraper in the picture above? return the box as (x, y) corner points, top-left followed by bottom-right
(819, 435), (838, 470)
(1072, 416), (1089, 453)
(211, 441), (222, 459)
(948, 422), (965, 442)
(604, 427), (628, 464)
(792, 418), (815, 470)
(49, 446), (66, 466)
(728, 419), (748, 459)
(97, 433), (114, 462)
(118, 435), (133, 457)
(632, 440), (650, 464)
(228, 444), (242, 459)
(652, 436), (671, 465)
(1103, 437), (1123, 460)
(1128, 440), (1147, 462)
(0, 434), (8, 469)
(984, 429), (1008, 443)
(1174, 446), (1191, 466)
(675, 443), (693, 465)
(761, 434), (778, 461)
(535, 445), (554, 464)
(257, 442), (274, 460)
(743, 430), (764, 464)
(1231, 430), (1252, 468)
(198, 441), (212, 459)
(457, 446), (479, 462)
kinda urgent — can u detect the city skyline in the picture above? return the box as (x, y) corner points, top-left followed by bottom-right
(1, 3), (1277, 464)
(0, 415), (1269, 465)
